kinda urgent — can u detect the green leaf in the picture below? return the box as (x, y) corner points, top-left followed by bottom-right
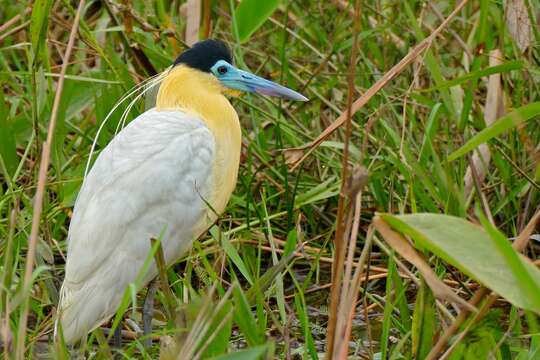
(232, 285), (264, 346)
(211, 344), (268, 360)
(419, 103), (442, 165)
(245, 250), (294, 305)
(380, 255), (395, 360)
(447, 311), (506, 360)
(218, 229), (254, 285)
(200, 301), (233, 358)
(294, 293), (318, 360)
(30, 0), (53, 65)
(381, 213), (540, 314)
(422, 61), (523, 92)
(411, 280), (435, 359)
(479, 213), (540, 310)
(294, 176), (339, 207)
(0, 91), (17, 179)
(234, 0), (281, 43)
(283, 229), (297, 257)
(448, 102), (540, 161)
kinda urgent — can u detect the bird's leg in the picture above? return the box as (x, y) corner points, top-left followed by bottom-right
(142, 279), (158, 348)
(113, 325), (122, 348)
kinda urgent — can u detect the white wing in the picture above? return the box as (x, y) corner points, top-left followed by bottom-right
(59, 108), (214, 343)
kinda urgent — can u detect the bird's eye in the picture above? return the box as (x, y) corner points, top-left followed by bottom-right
(217, 66), (228, 75)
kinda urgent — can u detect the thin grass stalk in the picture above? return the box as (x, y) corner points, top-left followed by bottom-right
(342, 192), (363, 299)
(2, 302), (10, 360)
(0, 21), (30, 44)
(2, 200), (18, 358)
(290, 0), (470, 171)
(150, 237), (177, 322)
(334, 192), (363, 359)
(94, 328), (113, 358)
(468, 155), (495, 224)
(342, 195), (364, 306)
(325, 0), (362, 357)
(0, 7), (30, 34)
(180, 284), (218, 358)
(439, 293), (500, 360)
(181, 284), (234, 360)
(338, 226), (374, 360)
(1, 200), (18, 308)
(15, 2), (85, 358)
(201, 0), (212, 39)
(102, 0), (156, 75)
(192, 312), (233, 359)
(371, 235), (456, 322)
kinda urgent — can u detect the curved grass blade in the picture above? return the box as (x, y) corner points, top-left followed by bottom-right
(448, 102), (540, 161)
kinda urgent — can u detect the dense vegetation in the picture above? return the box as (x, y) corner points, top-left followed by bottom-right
(1, 0), (539, 359)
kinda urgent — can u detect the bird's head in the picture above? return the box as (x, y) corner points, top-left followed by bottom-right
(168, 39), (308, 102)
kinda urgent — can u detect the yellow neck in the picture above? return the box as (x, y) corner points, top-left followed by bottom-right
(157, 65), (226, 117)
(156, 65), (242, 219)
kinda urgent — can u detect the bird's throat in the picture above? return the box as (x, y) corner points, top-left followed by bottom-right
(156, 65), (242, 220)
(156, 65), (223, 115)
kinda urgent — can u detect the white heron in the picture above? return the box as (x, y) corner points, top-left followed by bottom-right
(56, 39), (307, 344)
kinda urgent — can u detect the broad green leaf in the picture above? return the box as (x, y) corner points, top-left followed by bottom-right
(479, 214), (540, 309)
(234, 0), (280, 43)
(381, 213), (540, 314)
(448, 102), (540, 161)
(283, 229), (297, 257)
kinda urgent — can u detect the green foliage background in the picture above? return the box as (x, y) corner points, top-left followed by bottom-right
(0, 0), (539, 358)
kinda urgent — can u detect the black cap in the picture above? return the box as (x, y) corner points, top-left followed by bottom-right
(173, 39), (233, 72)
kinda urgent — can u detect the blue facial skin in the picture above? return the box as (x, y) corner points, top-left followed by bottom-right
(210, 60), (308, 102)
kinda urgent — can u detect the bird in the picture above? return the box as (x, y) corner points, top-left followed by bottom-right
(56, 39), (308, 344)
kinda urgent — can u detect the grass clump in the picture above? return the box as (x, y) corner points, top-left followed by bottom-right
(1, 0), (539, 359)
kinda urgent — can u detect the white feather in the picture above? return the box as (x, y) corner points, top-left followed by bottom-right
(57, 108), (215, 343)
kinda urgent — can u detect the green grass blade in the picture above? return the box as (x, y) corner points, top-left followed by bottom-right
(422, 61), (523, 92)
(211, 344), (269, 360)
(448, 102), (540, 161)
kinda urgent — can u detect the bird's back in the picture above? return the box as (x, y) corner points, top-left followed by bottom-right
(57, 109), (220, 343)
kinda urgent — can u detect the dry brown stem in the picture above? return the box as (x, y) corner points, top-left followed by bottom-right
(16, 1), (86, 358)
